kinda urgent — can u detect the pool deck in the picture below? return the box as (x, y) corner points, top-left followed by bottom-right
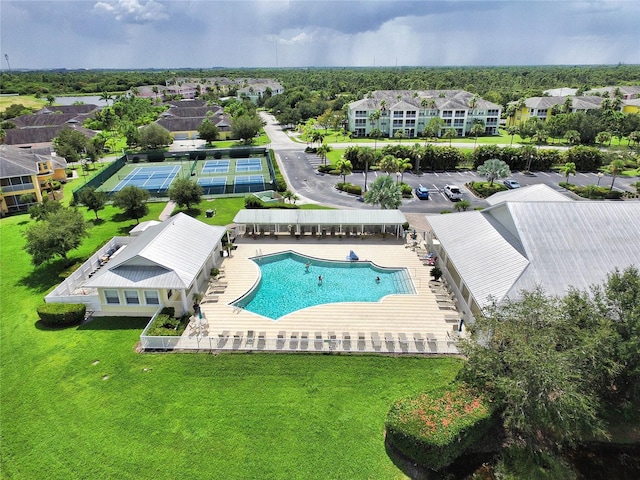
(176, 234), (465, 354)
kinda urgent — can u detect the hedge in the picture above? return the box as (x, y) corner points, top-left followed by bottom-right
(37, 303), (86, 327)
(385, 382), (495, 471)
(336, 182), (362, 195)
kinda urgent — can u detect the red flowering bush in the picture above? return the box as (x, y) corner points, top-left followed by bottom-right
(385, 382), (495, 470)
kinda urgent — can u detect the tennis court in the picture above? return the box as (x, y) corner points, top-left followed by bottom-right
(234, 175), (266, 193)
(111, 166), (180, 192)
(197, 177), (227, 195)
(235, 158), (263, 173)
(202, 160), (230, 174)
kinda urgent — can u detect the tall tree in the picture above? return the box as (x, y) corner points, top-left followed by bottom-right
(443, 128), (456, 146)
(559, 162), (577, 184)
(316, 143), (332, 165)
(23, 207), (89, 265)
(607, 159), (625, 191)
(168, 178), (203, 210)
(397, 157), (412, 184)
(477, 158), (510, 186)
(335, 158), (353, 184)
(112, 186), (149, 224)
(139, 123), (172, 149)
(77, 187), (108, 220)
(357, 146), (375, 192)
(197, 118), (220, 144)
(363, 174), (402, 209)
(470, 122), (485, 148)
(52, 127), (88, 165)
(231, 114), (263, 144)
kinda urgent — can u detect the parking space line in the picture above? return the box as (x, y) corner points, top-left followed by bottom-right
(539, 172), (551, 177)
(577, 172), (589, 177)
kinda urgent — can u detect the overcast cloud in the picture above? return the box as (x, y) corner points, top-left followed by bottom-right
(1, 0), (638, 70)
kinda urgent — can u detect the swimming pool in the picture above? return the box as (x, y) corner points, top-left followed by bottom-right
(232, 251), (416, 320)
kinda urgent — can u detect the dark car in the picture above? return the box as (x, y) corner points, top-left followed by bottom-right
(415, 185), (430, 200)
(503, 179), (521, 189)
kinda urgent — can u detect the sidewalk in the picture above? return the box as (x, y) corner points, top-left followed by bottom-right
(159, 201), (176, 221)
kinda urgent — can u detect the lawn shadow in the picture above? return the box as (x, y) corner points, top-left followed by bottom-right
(172, 207), (202, 218)
(18, 257), (73, 292)
(77, 315), (149, 331)
(90, 218), (106, 226)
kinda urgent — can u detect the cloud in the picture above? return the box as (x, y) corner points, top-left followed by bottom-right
(93, 0), (169, 24)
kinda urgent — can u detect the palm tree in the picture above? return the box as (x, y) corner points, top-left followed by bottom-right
(565, 130), (581, 145)
(316, 143), (332, 165)
(561, 97), (573, 114)
(99, 90), (113, 106)
(559, 162), (577, 184)
(379, 155), (398, 177)
(397, 157), (412, 184)
(628, 131), (640, 147)
(310, 131), (325, 147)
(608, 159), (625, 191)
(477, 158), (511, 186)
(363, 175), (402, 209)
(357, 147), (375, 192)
(335, 158), (353, 184)
(470, 122), (484, 148)
(507, 126), (519, 146)
(468, 94), (479, 113)
(454, 200), (471, 212)
(393, 130), (405, 143)
(443, 129), (456, 146)
(596, 131), (612, 147)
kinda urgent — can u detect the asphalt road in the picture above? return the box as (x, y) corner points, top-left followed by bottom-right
(261, 112), (637, 213)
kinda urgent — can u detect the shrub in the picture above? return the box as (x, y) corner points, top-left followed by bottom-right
(400, 183), (412, 197)
(244, 196), (264, 209)
(146, 310), (188, 336)
(213, 151), (222, 159)
(275, 174), (287, 192)
(37, 303), (86, 327)
(317, 164), (333, 173)
(385, 383), (495, 471)
(147, 151), (165, 162)
(468, 181), (506, 198)
(132, 156), (140, 163)
(336, 183), (362, 195)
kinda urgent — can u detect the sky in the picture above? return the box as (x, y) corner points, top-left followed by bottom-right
(1, 0), (639, 70)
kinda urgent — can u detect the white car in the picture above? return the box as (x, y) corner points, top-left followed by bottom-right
(443, 185), (463, 201)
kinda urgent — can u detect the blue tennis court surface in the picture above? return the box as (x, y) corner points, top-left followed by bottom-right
(235, 158), (263, 173)
(197, 177), (227, 194)
(234, 175), (265, 193)
(202, 160), (230, 174)
(112, 166), (180, 192)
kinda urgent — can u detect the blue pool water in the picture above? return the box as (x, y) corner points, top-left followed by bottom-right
(232, 251), (416, 320)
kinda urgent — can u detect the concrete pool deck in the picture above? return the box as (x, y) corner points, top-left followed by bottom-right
(176, 235), (464, 354)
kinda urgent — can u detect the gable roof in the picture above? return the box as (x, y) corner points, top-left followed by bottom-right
(0, 145), (63, 178)
(4, 125), (96, 146)
(36, 104), (98, 115)
(427, 201), (640, 309)
(486, 184), (571, 206)
(85, 213), (226, 289)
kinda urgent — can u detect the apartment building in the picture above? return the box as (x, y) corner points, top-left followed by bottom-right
(346, 90), (501, 139)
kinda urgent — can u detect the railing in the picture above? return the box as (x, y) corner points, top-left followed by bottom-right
(139, 330), (461, 354)
(1, 183), (35, 193)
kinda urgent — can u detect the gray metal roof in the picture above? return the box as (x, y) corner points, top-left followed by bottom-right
(427, 201), (640, 309)
(233, 209), (407, 226)
(85, 213), (226, 289)
(486, 184), (571, 206)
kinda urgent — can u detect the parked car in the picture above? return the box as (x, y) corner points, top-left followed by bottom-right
(415, 185), (430, 200)
(503, 179), (521, 189)
(443, 184), (463, 201)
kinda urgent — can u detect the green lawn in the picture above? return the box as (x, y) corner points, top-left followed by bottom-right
(1, 196), (463, 479)
(0, 94), (47, 112)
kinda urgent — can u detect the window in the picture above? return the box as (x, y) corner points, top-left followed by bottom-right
(124, 290), (140, 305)
(167, 289), (173, 300)
(454, 119), (464, 127)
(393, 120), (403, 127)
(442, 110), (452, 118)
(455, 110), (466, 118)
(393, 111), (403, 118)
(487, 109), (499, 116)
(444, 119), (452, 126)
(355, 110), (367, 117)
(405, 119), (416, 127)
(355, 119), (366, 126)
(144, 291), (160, 305)
(104, 290), (120, 305)
(406, 110), (416, 118)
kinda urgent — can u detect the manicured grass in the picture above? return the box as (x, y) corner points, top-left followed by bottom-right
(0, 94), (47, 112)
(1, 199), (462, 479)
